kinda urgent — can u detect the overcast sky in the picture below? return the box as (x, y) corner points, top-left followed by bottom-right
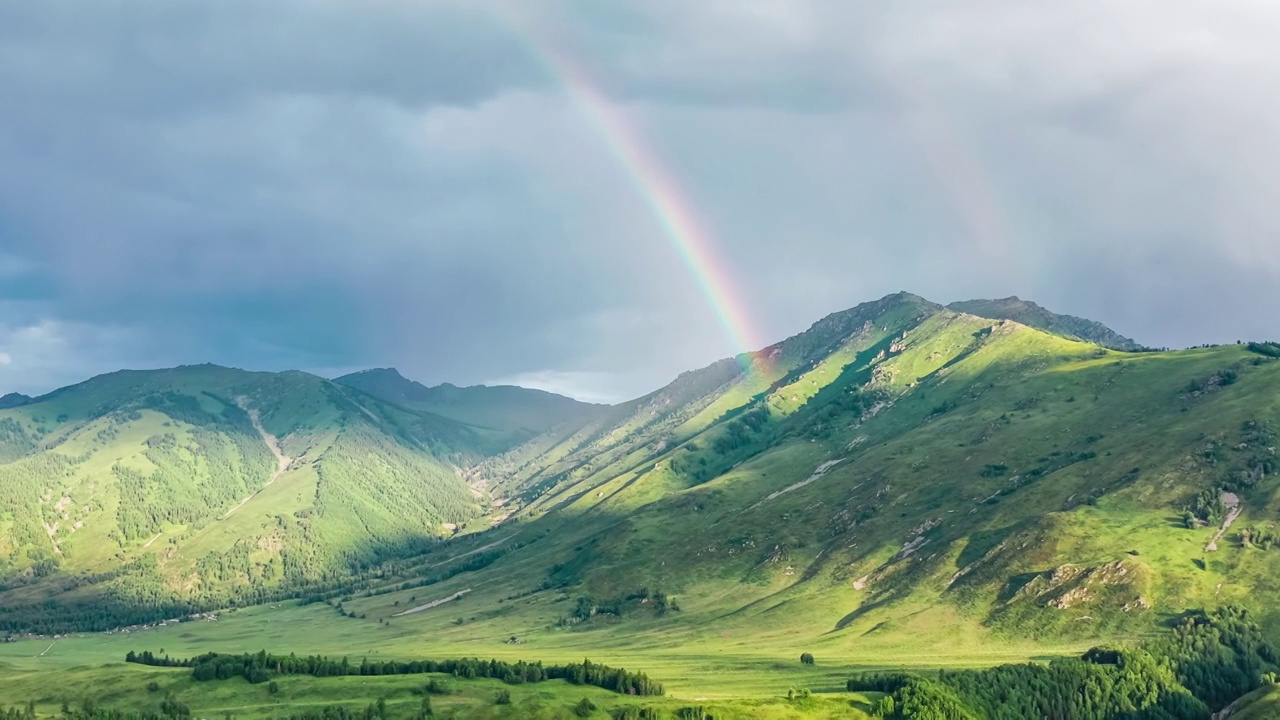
(1, 1), (1278, 402)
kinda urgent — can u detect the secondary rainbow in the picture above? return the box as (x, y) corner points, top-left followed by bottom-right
(519, 32), (769, 367)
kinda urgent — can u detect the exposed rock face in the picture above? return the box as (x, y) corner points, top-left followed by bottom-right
(1012, 559), (1149, 612)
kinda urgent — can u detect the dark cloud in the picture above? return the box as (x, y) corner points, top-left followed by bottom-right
(1, 1), (1278, 400)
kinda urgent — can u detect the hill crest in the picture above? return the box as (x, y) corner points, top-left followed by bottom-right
(334, 367), (603, 450)
(948, 295), (1143, 350)
(0, 392), (31, 409)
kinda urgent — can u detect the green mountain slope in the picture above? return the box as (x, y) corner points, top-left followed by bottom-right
(0, 365), (495, 633)
(334, 368), (603, 452)
(949, 296), (1144, 350)
(330, 292), (1280, 666)
(5, 291), (1280, 672)
(474, 292), (942, 501)
(5, 291), (1280, 718)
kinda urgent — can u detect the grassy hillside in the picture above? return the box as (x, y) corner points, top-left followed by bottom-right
(318, 294), (1280, 681)
(1232, 683), (1280, 719)
(0, 365), (495, 633)
(335, 368), (603, 453)
(3, 292), (1280, 717)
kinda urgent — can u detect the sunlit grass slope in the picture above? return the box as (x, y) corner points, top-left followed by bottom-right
(400, 294), (1280, 666)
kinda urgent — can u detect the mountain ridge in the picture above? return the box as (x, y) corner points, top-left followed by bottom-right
(334, 367), (604, 452)
(948, 295), (1143, 351)
(0, 392), (31, 409)
(1, 291), (1276, 664)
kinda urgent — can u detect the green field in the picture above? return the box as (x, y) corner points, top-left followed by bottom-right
(0, 596), (1081, 718)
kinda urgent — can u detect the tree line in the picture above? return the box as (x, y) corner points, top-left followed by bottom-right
(126, 650), (664, 696)
(847, 606), (1277, 719)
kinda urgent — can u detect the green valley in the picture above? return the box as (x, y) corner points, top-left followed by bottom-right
(4, 293), (1280, 719)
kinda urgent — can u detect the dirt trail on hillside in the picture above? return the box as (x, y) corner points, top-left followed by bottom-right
(143, 532), (162, 548)
(224, 398), (294, 519)
(1212, 696), (1244, 720)
(332, 385), (381, 424)
(1205, 491), (1242, 552)
(750, 459), (845, 509)
(43, 522), (62, 556)
(427, 534), (519, 568)
(394, 589), (471, 616)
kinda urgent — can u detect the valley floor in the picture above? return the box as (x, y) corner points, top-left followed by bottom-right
(0, 600), (1093, 717)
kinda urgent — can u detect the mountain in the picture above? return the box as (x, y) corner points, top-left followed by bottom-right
(0, 364), (501, 633)
(948, 296), (1144, 350)
(0, 392), (31, 409)
(334, 367), (603, 452)
(401, 291), (1280, 655)
(4, 292), (1280, 664)
(4, 292), (1280, 717)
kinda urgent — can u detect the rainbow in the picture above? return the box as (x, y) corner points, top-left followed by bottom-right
(513, 26), (771, 371)
(876, 65), (1020, 267)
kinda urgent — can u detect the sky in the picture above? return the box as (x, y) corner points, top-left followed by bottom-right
(2, 1), (1279, 403)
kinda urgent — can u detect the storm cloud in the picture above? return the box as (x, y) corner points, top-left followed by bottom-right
(2, 0), (1278, 401)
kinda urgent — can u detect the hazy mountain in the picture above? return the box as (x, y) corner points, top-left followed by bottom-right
(0, 392), (31, 409)
(949, 296), (1144, 350)
(334, 368), (603, 452)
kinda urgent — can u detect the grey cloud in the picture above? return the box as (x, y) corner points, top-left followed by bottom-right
(0, 1), (544, 116)
(1, 0), (1279, 399)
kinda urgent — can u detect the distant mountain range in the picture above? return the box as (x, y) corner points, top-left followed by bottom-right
(334, 368), (603, 452)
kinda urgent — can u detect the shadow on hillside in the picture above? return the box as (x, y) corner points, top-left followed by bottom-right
(830, 597), (894, 633)
(861, 620), (891, 637)
(996, 572), (1041, 604)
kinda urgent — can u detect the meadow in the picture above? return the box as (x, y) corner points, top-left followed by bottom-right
(0, 597), (1094, 718)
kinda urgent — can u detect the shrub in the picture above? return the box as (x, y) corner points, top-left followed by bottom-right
(495, 689), (512, 705)
(800, 652), (815, 665)
(872, 695), (896, 717)
(786, 687), (811, 701)
(1247, 342), (1280, 358)
(422, 678), (452, 695)
(980, 464), (1009, 478)
(574, 697), (598, 717)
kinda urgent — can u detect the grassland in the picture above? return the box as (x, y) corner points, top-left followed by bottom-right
(1233, 683), (1280, 719)
(0, 596), (1084, 718)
